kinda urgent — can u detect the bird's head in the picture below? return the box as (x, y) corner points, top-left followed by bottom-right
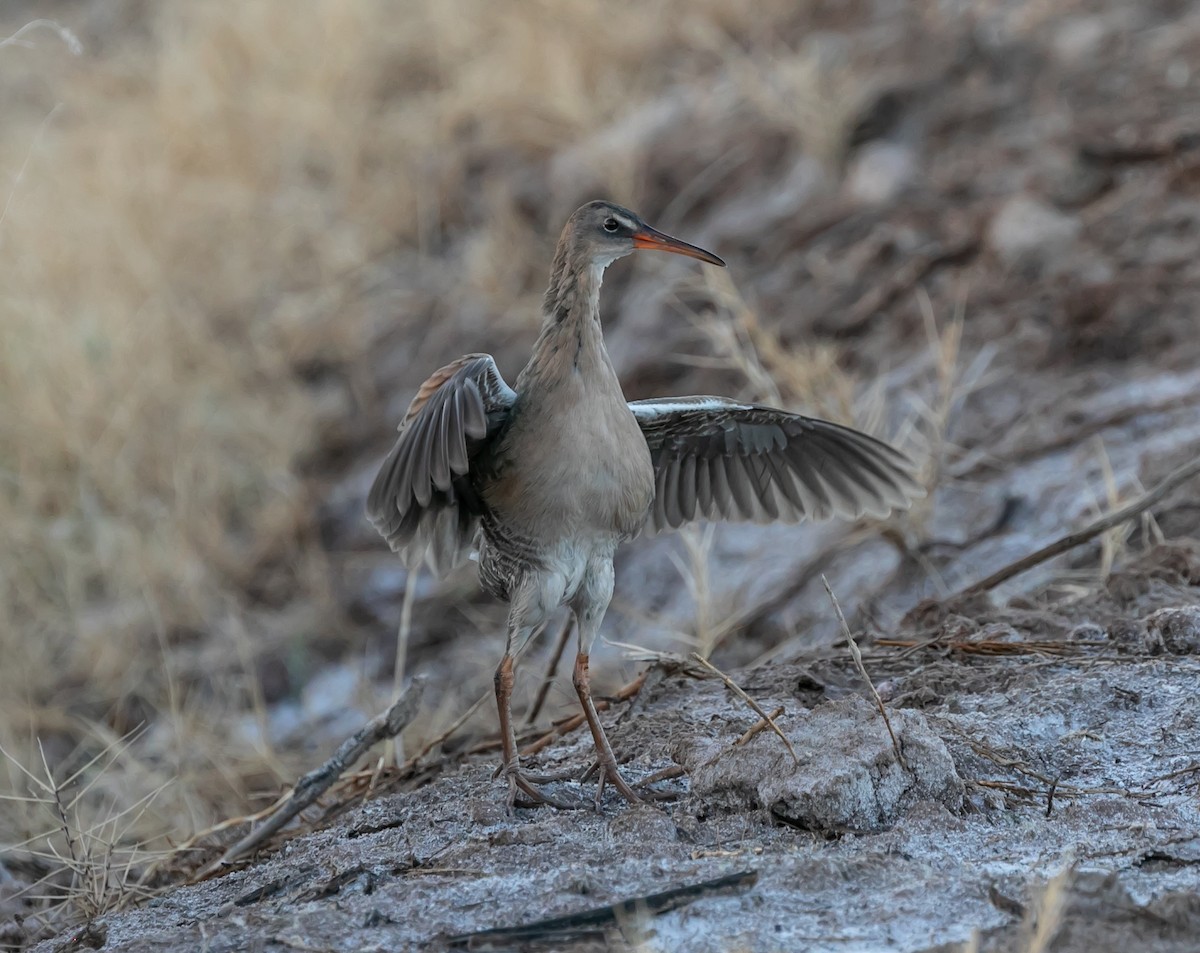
(563, 200), (725, 271)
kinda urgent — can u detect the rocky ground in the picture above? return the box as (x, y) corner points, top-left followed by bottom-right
(10, 0), (1200, 950)
(36, 547), (1200, 951)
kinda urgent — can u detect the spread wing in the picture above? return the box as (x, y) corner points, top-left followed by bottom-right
(628, 396), (923, 534)
(366, 354), (515, 573)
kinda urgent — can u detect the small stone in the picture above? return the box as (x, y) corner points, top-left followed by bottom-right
(1068, 622), (1106, 642)
(844, 142), (917, 205)
(988, 195), (1081, 263)
(1107, 617), (1149, 651)
(1142, 607), (1200, 655)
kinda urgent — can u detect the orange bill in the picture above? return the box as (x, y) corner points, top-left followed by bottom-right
(632, 224), (725, 266)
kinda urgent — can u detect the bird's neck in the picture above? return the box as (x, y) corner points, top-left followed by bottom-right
(520, 257), (615, 388)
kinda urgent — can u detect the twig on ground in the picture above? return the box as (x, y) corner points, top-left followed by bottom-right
(635, 764), (685, 788)
(822, 575), (907, 769)
(690, 654), (798, 765)
(955, 730), (1158, 803)
(955, 456), (1200, 598)
(197, 678), (425, 878)
(519, 672), (649, 758)
(875, 636), (1108, 657)
(736, 706), (787, 747)
(523, 614), (574, 727)
(446, 870), (758, 947)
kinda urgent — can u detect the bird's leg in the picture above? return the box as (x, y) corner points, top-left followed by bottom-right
(493, 644), (575, 810)
(572, 652), (641, 806)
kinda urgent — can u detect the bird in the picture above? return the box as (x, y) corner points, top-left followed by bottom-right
(366, 200), (923, 808)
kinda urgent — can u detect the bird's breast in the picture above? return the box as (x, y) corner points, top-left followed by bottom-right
(484, 381), (654, 541)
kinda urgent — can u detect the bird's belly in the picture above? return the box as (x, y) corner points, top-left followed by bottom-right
(476, 519), (612, 608)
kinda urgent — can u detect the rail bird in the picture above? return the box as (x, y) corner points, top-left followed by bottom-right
(367, 201), (922, 808)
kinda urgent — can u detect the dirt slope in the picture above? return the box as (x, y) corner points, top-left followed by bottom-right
(12, 0), (1200, 950)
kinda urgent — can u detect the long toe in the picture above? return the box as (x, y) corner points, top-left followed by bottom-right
(593, 761), (642, 807)
(498, 762), (584, 811)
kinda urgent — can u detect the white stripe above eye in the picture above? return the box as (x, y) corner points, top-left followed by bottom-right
(628, 396), (754, 419)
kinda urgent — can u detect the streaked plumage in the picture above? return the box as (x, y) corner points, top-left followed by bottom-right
(367, 200), (923, 808)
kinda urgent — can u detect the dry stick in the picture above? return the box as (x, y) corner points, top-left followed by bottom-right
(400, 689), (491, 770)
(735, 706), (786, 747)
(197, 678), (425, 879)
(689, 654), (798, 765)
(520, 671), (649, 758)
(635, 764), (686, 788)
(523, 614), (574, 727)
(821, 575), (907, 770)
(956, 456), (1200, 598)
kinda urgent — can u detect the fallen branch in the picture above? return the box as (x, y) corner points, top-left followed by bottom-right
(197, 678), (425, 878)
(956, 456), (1200, 598)
(822, 575), (906, 769)
(446, 870), (758, 947)
(875, 636), (1109, 657)
(690, 654), (798, 765)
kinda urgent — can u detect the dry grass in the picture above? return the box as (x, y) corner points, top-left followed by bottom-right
(0, 0), (853, 935)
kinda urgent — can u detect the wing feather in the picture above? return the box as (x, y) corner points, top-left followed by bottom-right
(694, 453), (713, 517)
(677, 454), (698, 523)
(629, 396), (923, 535)
(366, 354), (515, 572)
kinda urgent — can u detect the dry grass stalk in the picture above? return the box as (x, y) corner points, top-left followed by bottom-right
(669, 523), (730, 659)
(385, 576), (419, 767)
(821, 575), (906, 769)
(688, 267), (857, 422)
(0, 19), (81, 55)
(1021, 860), (1074, 953)
(689, 654), (798, 765)
(0, 732), (169, 930)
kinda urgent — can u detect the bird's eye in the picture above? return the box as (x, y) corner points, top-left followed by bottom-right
(603, 218), (620, 233)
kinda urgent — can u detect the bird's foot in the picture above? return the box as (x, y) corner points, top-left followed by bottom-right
(580, 757), (643, 808)
(579, 760), (678, 804)
(495, 760), (581, 811)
